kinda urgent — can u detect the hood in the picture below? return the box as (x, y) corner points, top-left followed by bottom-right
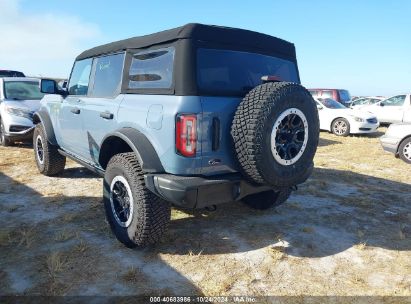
(3, 99), (41, 112)
(332, 108), (376, 119)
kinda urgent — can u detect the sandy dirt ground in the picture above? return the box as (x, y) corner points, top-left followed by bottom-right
(0, 129), (410, 300)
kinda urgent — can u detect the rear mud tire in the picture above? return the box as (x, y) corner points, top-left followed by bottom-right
(103, 152), (171, 248)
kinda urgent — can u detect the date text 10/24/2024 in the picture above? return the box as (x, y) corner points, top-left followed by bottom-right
(150, 296), (257, 303)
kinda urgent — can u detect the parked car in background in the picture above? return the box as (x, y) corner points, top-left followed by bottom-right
(315, 98), (379, 136)
(309, 88), (352, 107)
(350, 96), (385, 109)
(0, 77), (44, 146)
(0, 70), (25, 77)
(360, 94), (411, 124)
(380, 123), (411, 164)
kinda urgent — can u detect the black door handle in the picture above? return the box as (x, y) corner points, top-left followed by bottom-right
(100, 112), (114, 120)
(71, 108), (80, 114)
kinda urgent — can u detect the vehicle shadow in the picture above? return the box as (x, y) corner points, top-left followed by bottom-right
(155, 167), (411, 258)
(0, 172), (203, 296)
(59, 167), (100, 179)
(318, 136), (341, 147)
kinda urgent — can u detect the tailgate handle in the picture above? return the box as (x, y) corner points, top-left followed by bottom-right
(212, 117), (220, 151)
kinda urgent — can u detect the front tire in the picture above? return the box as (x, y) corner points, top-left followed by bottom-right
(398, 137), (411, 164)
(33, 124), (66, 176)
(103, 152), (171, 248)
(332, 118), (350, 136)
(0, 119), (12, 147)
(243, 188), (291, 210)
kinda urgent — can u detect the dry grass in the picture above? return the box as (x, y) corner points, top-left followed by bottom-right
(54, 229), (75, 242)
(18, 227), (36, 248)
(0, 129), (410, 296)
(121, 267), (145, 283)
(46, 252), (67, 278)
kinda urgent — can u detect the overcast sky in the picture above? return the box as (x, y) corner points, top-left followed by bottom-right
(0, 0), (410, 97)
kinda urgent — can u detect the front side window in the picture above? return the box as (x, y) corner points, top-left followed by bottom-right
(91, 53), (125, 97)
(4, 81), (44, 100)
(383, 95), (406, 107)
(68, 58), (92, 96)
(128, 47), (175, 89)
(197, 48), (299, 96)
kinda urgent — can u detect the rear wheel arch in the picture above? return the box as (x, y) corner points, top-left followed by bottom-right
(99, 128), (164, 172)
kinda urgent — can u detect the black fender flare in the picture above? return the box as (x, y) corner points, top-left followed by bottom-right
(99, 128), (165, 173)
(32, 110), (58, 146)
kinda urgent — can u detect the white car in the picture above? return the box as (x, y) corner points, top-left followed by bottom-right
(380, 123), (411, 164)
(315, 98), (379, 136)
(350, 96), (385, 109)
(360, 94), (411, 124)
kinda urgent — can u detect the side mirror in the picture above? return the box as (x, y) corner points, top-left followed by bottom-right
(317, 104), (323, 110)
(40, 79), (67, 96)
(380, 102), (385, 107)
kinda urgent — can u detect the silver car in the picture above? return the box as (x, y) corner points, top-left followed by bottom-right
(380, 123), (411, 164)
(0, 77), (44, 146)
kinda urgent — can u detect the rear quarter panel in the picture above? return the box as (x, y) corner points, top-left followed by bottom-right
(117, 95), (203, 175)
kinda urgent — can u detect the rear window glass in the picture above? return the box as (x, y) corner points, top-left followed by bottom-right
(0, 71), (25, 77)
(338, 90), (351, 102)
(128, 47), (175, 89)
(197, 48), (299, 96)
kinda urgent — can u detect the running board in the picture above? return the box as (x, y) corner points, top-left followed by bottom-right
(58, 149), (105, 177)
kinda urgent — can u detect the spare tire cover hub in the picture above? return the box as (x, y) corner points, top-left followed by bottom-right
(270, 108), (308, 166)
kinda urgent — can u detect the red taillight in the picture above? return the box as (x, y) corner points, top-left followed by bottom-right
(176, 114), (197, 157)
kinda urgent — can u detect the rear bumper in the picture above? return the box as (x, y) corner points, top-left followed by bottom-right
(380, 135), (399, 155)
(350, 121), (379, 134)
(144, 173), (272, 209)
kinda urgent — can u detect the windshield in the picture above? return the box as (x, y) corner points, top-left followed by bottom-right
(197, 48), (299, 96)
(4, 81), (44, 100)
(318, 98), (346, 109)
(338, 90), (351, 102)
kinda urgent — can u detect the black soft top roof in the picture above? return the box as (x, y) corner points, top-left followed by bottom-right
(76, 23), (296, 61)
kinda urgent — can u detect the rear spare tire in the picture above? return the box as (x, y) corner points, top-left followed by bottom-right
(231, 82), (319, 188)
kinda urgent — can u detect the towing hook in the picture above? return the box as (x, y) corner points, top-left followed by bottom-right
(205, 205), (217, 212)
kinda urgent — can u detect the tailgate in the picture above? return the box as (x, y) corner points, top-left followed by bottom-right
(200, 96), (242, 175)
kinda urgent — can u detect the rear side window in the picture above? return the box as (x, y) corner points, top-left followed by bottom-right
(321, 90), (334, 99)
(68, 59), (92, 96)
(383, 95), (406, 106)
(197, 48), (299, 96)
(338, 90), (351, 102)
(91, 53), (125, 97)
(128, 47), (175, 89)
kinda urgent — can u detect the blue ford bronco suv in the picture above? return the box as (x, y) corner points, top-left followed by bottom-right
(34, 24), (319, 248)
